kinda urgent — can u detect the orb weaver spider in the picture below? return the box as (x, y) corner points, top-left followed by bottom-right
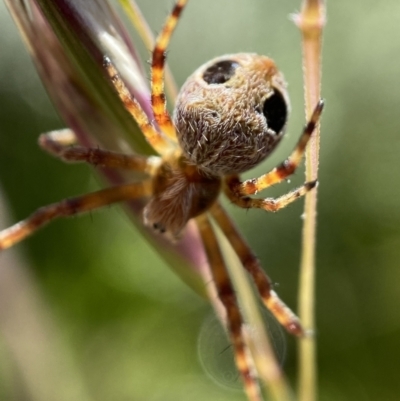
(0, 0), (323, 399)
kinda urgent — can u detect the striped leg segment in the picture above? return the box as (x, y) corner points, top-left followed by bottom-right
(231, 100), (324, 196)
(118, 0), (179, 102)
(151, 0), (188, 141)
(39, 131), (161, 175)
(210, 202), (304, 336)
(0, 181), (152, 250)
(225, 176), (317, 212)
(196, 214), (262, 401)
(104, 57), (173, 155)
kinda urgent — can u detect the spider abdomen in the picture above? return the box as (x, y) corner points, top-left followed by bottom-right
(174, 53), (290, 176)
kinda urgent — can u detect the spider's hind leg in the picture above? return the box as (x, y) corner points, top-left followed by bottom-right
(225, 176), (317, 212)
(104, 58), (173, 156)
(228, 100), (324, 199)
(151, 0), (188, 141)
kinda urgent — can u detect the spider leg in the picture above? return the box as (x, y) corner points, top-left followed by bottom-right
(39, 130), (161, 175)
(196, 214), (262, 401)
(225, 177), (317, 212)
(0, 181), (152, 250)
(231, 100), (324, 197)
(210, 202), (304, 336)
(151, 0), (188, 141)
(39, 128), (77, 146)
(118, 0), (179, 102)
(104, 57), (173, 155)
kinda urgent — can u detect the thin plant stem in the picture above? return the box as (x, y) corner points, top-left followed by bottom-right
(292, 1), (326, 401)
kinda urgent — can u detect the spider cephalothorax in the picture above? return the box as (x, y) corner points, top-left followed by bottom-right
(143, 153), (222, 237)
(0, 1), (323, 400)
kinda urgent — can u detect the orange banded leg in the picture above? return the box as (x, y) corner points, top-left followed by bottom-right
(104, 57), (173, 155)
(196, 214), (262, 401)
(151, 0), (187, 141)
(118, 0), (179, 102)
(233, 100), (324, 196)
(225, 177), (317, 212)
(0, 181), (152, 250)
(39, 131), (161, 175)
(210, 202), (304, 336)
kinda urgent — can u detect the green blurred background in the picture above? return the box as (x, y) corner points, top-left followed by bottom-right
(1, 0), (400, 400)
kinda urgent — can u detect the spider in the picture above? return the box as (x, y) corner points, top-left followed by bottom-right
(0, 0), (323, 399)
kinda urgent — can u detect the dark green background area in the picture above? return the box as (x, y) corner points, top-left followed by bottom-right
(1, 1), (400, 400)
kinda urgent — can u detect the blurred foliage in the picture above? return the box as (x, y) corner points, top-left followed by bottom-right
(1, 0), (400, 400)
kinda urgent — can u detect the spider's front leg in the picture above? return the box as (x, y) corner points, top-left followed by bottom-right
(211, 202), (304, 336)
(226, 100), (324, 210)
(196, 214), (262, 401)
